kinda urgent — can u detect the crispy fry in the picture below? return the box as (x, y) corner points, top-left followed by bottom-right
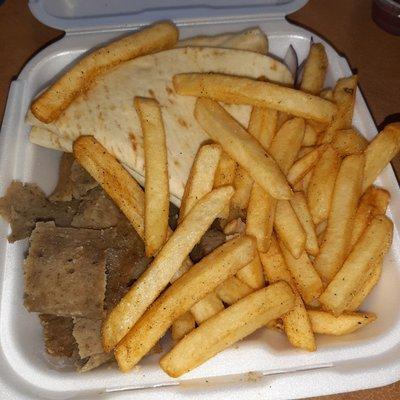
(319, 215), (393, 316)
(194, 98), (293, 200)
(276, 112), (291, 130)
(301, 169), (313, 193)
(362, 123), (400, 192)
(307, 145), (341, 224)
(314, 154), (365, 283)
(296, 146), (315, 160)
(248, 107), (278, 151)
(190, 292), (225, 324)
(246, 183), (276, 252)
(135, 97), (169, 256)
(300, 43), (328, 95)
(171, 312), (196, 341)
(32, 22), (179, 123)
(174, 73), (337, 123)
(302, 124), (318, 146)
(308, 310), (376, 335)
(236, 251), (265, 290)
(320, 89), (333, 101)
(179, 144), (222, 224)
(229, 166), (254, 218)
(274, 200), (306, 259)
(102, 186), (234, 352)
(160, 281), (295, 377)
(115, 236), (255, 371)
(73, 136), (145, 238)
(288, 145), (327, 186)
(332, 128), (368, 156)
(350, 186), (390, 248)
(216, 276), (254, 305)
(279, 239), (323, 305)
(268, 118), (305, 174)
(290, 192), (319, 256)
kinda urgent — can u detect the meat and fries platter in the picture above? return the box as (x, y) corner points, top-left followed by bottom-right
(0, 1), (399, 399)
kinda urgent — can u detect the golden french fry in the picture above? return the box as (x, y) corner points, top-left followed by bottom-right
(160, 281), (295, 378)
(331, 128), (368, 156)
(216, 276), (254, 305)
(350, 186), (390, 248)
(301, 169), (313, 193)
(73, 136), (145, 238)
(135, 97), (169, 256)
(308, 310), (376, 335)
(302, 124), (318, 146)
(229, 166), (254, 219)
(346, 259), (382, 311)
(314, 154), (365, 283)
(296, 146), (315, 160)
(274, 200), (306, 259)
(268, 118), (305, 174)
(307, 145), (341, 224)
(279, 239), (323, 305)
(362, 123), (400, 192)
(102, 186), (234, 352)
(32, 22), (178, 123)
(174, 73), (337, 123)
(190, 292), (225, 324)
(115, 236), (255, 371)
(300, 43), (328, 95)
(290, 192), (319, 256)
(248, 107), (278, 151)
(171, 312), (196, 341)
(320, 89), (333, 101)
(276, 111), (291, 130)
(288, 145), (327, 186)
(319, 215), (393, 316)
(236, 251), (265, 290)
(246, 183), (276, 252)
(194, 98), (293, 200)
(179, 144), (222, 224)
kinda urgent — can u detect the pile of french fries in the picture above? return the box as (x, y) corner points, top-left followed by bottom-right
(36, 23), (400, 378)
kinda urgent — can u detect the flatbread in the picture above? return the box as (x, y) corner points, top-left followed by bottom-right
(28, 47), (292, 205)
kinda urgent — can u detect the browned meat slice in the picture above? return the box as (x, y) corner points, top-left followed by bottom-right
(0, 181), (79, 242)
(72, 318), (103, 358)
(76, 352), (114, 372)
(190, 228), (226, 263)
(49, 153), (75, 202)
(39, 314), (77, 357)
(70, 160), (98, 199)
(24, 222), (114, 318)
(71, 187), (121, 229)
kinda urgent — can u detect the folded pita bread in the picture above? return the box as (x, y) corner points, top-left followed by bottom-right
(28, 31), (291, 205)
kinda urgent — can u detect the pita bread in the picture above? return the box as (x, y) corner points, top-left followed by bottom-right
(28, 44), (291, 205)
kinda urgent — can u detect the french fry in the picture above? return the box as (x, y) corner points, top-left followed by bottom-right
(301, 169), (313, 193)
(350, 186), (390, 248)
(320, 89), (333, 101)
(248, 107), (278, 151)
(296, 146), (315, 160)
(73, 136), (145, 238)
(302, 124), (318, 146)
(178, 144), (222, 224)
(279, 239), (323, 305)
(300, 43), (328, 95)
(246, 183), (276, 252)
(174, 73), (337, 123)
(331, 128), (368, 156)
(308, 310), (376, 335)
(276, 112), (291, 130)
(171, 312), (196, 341)
(160, 281), (295, 378)
(268, 118), (305, 174)
(102, 186), (234, 352)
(314, 154), (365, 283)
(213, 152), (237, 219)
(236, 251), (265, 290)
(307, 145), (341, 225)
(288, 145), (327, 186)
(290, 192), (319, 256)
(32, 22), (179, 123)
(229, 166), (254, 219)
(115, 236), (255, 371)
(135, 97), (169, 256)
(319, 215), (393, 316)
(274, 200), (306, 259)
(190, 292), (225, 324)
(216, 276), (254, 305)
(260, 236), (316, 351)
(362, 123), (400, 192)
(194, 98), (293, 200)
(346, 259), (382, 311)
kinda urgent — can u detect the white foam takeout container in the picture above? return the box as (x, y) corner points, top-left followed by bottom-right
(0, 1), (399, 399)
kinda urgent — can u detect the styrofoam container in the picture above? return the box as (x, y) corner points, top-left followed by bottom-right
(0, 1), (399, 399)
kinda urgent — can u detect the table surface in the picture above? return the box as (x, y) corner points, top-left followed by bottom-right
(0, 0), (399, 399)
